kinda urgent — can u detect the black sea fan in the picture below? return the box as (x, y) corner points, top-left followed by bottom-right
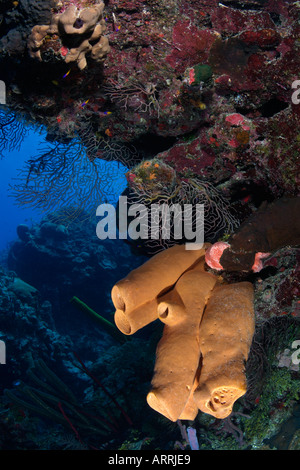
(10, 138), (123, 224)
(0, 108), (31, 158)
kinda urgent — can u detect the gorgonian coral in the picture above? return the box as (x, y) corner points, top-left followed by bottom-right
(0, 105), (140, 226)
(124, 159), (239, 254)
(10, 138), (126, 224)
(0, 108), (31, 158)
(104, 78), (161, 118)
(77, 118), (140, 167)
(28, 0), (110, 70)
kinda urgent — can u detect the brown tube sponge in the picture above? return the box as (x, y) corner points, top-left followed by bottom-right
(193, 282), (255, 419)
(146, 261), (219, 421)
(112, 243), (211, 335)
(177, 368), (200, 421)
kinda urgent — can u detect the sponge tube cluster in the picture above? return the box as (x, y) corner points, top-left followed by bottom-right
(111, 244), (255, 421)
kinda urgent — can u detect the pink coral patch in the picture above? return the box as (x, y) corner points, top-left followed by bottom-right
(228, 138), (240, 148)
(251, 252), (271, 272)
(60, 46), (69, 57)
(205, 241), (230, 270)
(225, 113), (245, 126)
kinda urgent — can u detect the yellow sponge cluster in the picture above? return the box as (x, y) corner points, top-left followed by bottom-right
(28, 0), (110, 70)
(111, 244), (255, 421)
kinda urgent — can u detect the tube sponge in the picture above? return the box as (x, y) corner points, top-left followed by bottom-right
(111, 244), (256, 421)
(111, 243), (210, 335)
(146, 261), (219, 421)
(193, 282), (255, 419)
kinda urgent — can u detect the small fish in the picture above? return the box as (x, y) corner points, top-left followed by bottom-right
(81, 99), (89, 108)
(112, 13), (121, 31)
(190, 98), (206, 110)
(63, 69), (71, 78)
(105, 128), (113, 137)
(103, 111), (112, 115)
(13, 380), (21, 387)
(197, 102), (206, 110)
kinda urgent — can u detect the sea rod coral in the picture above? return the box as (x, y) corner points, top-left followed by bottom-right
(111, 243), (255, 421)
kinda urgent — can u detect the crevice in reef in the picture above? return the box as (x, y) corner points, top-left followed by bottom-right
(235, 98), (289, 118)
(269, 12), (282, 26)
(257, 98), (289, 118)
(229, 181), (276, 208)
(220, 0), (267, 11)
(131, 134), (178, 161)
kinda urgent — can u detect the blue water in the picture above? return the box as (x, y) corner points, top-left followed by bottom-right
(0, 127), (44, 251)
(0, 118), (128, 253)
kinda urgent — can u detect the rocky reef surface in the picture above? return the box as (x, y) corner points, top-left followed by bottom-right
(0, 0), (299, 208)
(0, 0), (299, 451)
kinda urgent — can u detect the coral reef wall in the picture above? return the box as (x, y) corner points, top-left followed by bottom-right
(0, 0), (300, 451)
(0, 0), (299, 203)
